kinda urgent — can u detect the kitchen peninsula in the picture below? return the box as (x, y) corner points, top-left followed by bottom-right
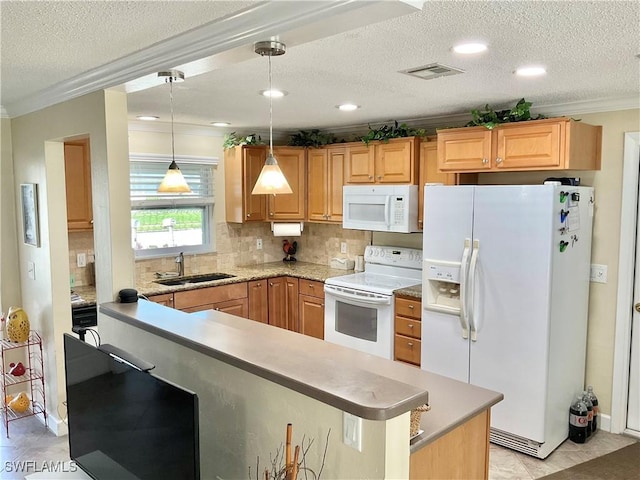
(99, 299), (502, 479)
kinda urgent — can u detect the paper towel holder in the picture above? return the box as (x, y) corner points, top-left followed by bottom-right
(271, 221), (304, 237)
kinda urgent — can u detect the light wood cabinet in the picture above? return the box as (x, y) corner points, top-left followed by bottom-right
(307, 147), (345, 223)
(247, 280), (269, 324)
(224, 145), (268, 223)
(437, 118), (602, 173)
(410, 409), (491, 479)
(64, 139), (93, 231)
(394, 296), (421, 366)
(345, 137), (419, 184)
(267, 276), (299, 331)
(173, 282), (249, 316)
(418, 137), (477, 230)
(147, 293), (174, 308)
(299, 280), (325, 339)
(268, 147), (306, 220)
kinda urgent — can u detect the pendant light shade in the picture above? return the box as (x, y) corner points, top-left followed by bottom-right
(251, 41), (292, 196)
(157, 70), (191, 193)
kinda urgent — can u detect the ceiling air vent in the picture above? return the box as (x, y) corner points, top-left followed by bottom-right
(399, 63), (464, 80)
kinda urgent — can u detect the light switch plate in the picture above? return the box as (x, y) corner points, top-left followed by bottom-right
(27, 261), (36, 280)
(77, 253), (87, 268)
(590, 264), (607, 283)
(340, 242), (347, 254)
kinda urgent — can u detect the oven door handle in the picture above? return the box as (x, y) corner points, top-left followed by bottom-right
(324, 287), (391, 305)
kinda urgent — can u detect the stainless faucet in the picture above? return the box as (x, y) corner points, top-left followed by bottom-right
(175, 252), (184, 277)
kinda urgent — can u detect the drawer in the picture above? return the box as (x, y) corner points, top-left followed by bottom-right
(394, 334), (421, 366)
(174, 282), (248, 310)
(395, 316), (421, 339)
(395, 296), (421, 319)
(299, 279), (324, 298)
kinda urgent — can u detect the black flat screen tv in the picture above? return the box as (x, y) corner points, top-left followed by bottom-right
(63, 334), (200, 480)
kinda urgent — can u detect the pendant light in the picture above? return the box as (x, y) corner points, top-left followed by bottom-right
(157, 70), (191, 193)
(251, 41), (293, 195)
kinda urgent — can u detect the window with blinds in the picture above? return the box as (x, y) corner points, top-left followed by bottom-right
(129, 156), (217, 258)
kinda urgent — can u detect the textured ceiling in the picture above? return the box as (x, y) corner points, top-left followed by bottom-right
(2, 1), (639, 133)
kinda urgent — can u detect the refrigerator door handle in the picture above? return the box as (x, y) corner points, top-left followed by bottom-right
(468, 239), (480, 342)
(459, 238), (471, 339)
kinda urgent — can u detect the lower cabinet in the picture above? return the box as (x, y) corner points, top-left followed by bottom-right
(147, 293), (174, 308)
(299, 280), (325, 339)
(248, 280), (269, 324)
(267, 277), (299, 331)
(147, 277), (325, 340)
(409, 409), (490, 479)
(394, 296), (422, 366)
(173, 282), (249, 318)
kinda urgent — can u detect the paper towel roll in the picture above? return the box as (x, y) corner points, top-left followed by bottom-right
(272, 222), (302, 237)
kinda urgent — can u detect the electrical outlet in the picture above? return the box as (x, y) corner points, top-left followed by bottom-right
(340, 242), (347, 254)
(590, 264), (607, 283)
(77, 253), (87, 268)
(343, 412), (362, 451)
(256, 238), (263, 250)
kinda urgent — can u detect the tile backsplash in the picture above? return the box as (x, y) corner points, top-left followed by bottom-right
(68, 231), (95, 287)
(135, 222), (371, 281)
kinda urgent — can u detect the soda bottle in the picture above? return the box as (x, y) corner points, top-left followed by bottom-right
(581, 391), (593, 438)
(569, 395), (588, 443)
(587, 386), (599, 434)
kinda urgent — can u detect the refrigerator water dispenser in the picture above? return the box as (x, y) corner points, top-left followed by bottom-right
(423, 260), (462, 314)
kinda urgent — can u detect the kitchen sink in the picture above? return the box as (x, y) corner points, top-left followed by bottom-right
(154, 273), (236, 286)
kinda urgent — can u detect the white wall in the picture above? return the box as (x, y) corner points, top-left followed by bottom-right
(10, 90), (133, 434)
(0, 117), (22, 313)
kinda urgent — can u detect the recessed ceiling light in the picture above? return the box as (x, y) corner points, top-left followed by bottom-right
(211, 122), (230, 127)
(260, 89), (287, 98)
(515, 66), (547, 77)
(137, 115), (159, 121)
(337, 103), (360, 111)
(452, 43), (487, 54)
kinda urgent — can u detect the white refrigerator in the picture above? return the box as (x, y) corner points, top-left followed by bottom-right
(421, 184), (594, 459)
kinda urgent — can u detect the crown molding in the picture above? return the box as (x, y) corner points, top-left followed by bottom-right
(4, 1), (417, 118)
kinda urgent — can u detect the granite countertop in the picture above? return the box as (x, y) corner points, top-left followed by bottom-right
(100, 299), (502, 448)
(73, 261), (426, 307)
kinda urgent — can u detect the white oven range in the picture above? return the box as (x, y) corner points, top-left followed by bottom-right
(324, 246), (422, 359)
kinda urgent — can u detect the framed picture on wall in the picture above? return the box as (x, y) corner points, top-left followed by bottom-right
(21, 183), (40, 247)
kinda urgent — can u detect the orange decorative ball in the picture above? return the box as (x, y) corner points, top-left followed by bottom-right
(6, 307), (30, 342)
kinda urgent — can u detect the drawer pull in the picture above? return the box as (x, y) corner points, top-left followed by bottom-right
(309, 284), (314, 288)
(408, 304), (414, 309)
(407, 342), (414, 347)
(408, 324), (414, 328)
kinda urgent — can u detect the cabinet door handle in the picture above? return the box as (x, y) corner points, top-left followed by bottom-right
(368, 175), (373, 180)
(408, 324), (414, 328)
(256, 283), (261, 287)
(482, 158), (489, 165)
(377, 175), (382, 180)
(496, 157), (503, 164)
(247, 213), (251, 218)
(215, 308), (220, 311)
(407, 342), (414, 347)
(269, 212), (274, 216)
(269, 282), (274, 286)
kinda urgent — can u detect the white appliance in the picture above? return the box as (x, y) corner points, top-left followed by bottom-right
(342, 185), (419, 233)
(421, 184), (594, 459)
(325, 245), (422, 359)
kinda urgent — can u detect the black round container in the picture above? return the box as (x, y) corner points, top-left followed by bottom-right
(118, 288), (138, 303)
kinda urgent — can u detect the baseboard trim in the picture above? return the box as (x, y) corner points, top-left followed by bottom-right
(600, 413), (611, 433)
(42, 411), (68, 437)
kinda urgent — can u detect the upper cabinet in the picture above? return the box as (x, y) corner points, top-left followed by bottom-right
(307, 146), (345, 223)
(224, 145), (267, 223)
(437, 118), (602, 173)
(268, 147), (306, 220)
(345, 137), (419, 184)
(64, 139), (93, 231)
(417, 137), (477, 230)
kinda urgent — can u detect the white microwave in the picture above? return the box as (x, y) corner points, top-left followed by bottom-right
(342, 185), (419, 233)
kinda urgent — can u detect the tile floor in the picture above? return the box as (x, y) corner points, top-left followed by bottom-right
(0, 414), (638, 479)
